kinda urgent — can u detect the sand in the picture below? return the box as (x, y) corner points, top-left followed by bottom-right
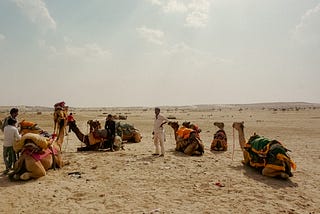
(0, 103), (319, 214)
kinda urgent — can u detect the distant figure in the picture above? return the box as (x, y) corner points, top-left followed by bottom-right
(3, 118), (21, 174)
(152, 107), (169, 157)
(105, 114), (116, 151)
(1, 108), (19, 132)
(67, 113), (75, 133)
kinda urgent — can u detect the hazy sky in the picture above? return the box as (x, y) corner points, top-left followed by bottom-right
(0, 0), (319, 107)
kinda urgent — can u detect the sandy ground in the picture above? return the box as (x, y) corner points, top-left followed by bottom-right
(0, 103), (320, 214)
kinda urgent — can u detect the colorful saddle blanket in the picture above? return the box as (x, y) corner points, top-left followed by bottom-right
(211, 130), (227, 151)
(176, 127), (194, 140)
(245, 135), (296, 171)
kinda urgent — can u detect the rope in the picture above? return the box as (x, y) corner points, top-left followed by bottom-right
(232, 127), (235, 161)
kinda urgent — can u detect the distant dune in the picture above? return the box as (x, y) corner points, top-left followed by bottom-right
(0, 102), (319, 113)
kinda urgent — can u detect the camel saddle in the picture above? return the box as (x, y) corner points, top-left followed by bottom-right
(92, 129), (108, 139)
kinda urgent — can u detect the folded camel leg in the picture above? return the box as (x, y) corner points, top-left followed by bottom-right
(262, 167), (289, 179)
(20, 155), (46, 180)
(184, 142), (198, 156)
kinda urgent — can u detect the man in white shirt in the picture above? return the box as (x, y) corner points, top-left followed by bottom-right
(3, 118), (21, 174)
(152, 107), (169, 157)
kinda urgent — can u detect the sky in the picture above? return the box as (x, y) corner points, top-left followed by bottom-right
(0, 0), (319, 107)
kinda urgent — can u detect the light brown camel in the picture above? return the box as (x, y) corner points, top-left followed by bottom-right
(68, 120), (123, 151)
(11, 117), (67, 181)
(116, 122), (142, 143)
(53, 107), (68, 138)
(168, 121), (204, 156)
(232, 121), (296, 179)
(211, 122), (227, 151)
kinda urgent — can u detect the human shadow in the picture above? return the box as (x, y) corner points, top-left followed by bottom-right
(0, 172), (36, 187)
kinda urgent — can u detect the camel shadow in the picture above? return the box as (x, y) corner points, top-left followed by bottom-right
(210, 150), (227, 155)
(169, 149), (202, 158)
(229, 164), (298, 189)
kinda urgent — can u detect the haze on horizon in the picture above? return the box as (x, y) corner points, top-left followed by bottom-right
(0, 0), (319, 108)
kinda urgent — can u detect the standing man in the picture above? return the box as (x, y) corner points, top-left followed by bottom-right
(1, 108), (19, 132)
(105, 114), (116, 151)
(152, 107), (169, 157)
(3, 118), (21, 174)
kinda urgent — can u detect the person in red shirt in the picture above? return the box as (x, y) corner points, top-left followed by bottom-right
(67, 113), (74, 133)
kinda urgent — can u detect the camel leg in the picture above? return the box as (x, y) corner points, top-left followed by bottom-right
(197, 142), (204, 154)
(262, 167), (289, 179)
(20, 155), (46, 180)
(175, 137), (186, 152)
(242, 150), (251, 165)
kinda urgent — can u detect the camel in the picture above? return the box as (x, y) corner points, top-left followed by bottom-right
(168, 121), (204, 156)
(116, 122), (142, 143)
(53, 102), (68, 137)
(67, 120), (122, 151)
(10, 117), (67, 181)
(232, 121), (296, 179)
(211, 122), (227, 151)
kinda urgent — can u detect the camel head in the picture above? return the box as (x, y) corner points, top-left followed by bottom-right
(54, 107), (67, 121)
(213, 122), (224, 130)
(182, 121), (191, 128)
(232, 121), (244, 131)
(87, 120), (101, 132)
(168, 121), (179, 130)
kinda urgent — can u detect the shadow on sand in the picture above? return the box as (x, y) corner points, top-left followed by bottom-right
(229, 164), (298, 189)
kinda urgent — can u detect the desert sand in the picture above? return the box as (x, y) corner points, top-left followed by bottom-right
(0, 103), (320, 214)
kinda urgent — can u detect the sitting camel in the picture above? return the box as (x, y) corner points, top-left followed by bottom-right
(168, 121), (204, 156)
(10, 117), (68, 181)
(232, 121), (296, 179)
(211, 122), (227, 151)
(67, 120), (122, 151)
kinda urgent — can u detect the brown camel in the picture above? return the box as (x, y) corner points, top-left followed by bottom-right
(168, 121), (204, 156)
(232, 121), (296, 179)
(68, 120), (122, 151)
(211, 122), (227, 151)
(11, 117), (67, 181)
